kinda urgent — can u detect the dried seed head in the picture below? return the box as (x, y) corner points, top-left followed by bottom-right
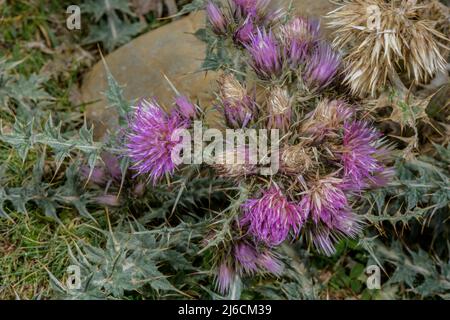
(268, 86), (290, 114)
(280, 144), (316, 175)
(327, 0), (448, 97)
(267, 86), (292, 131)
(219, 73), (248, 102)
(301, 99), (354, 138)
(218, 74), (256, 128)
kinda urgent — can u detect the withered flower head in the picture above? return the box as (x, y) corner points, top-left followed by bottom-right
(218, 73), (256, 128)
(327, 0), (448, 97)
(280, 143), (316, 175)
(267, 86), (292, 132)
(301, 99), (355, 138)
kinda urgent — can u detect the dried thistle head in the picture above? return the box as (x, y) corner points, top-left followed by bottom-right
(212, 145), (257, 178)
(218, 73), (256, 127)
(327, 0), (449, 97)
(280, 143), (317, 175)
(266, 86), (292, 131)
(301, 99), (355, 138)
(218, 73), (248, 102)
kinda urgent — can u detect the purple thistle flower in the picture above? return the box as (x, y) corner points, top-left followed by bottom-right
(234, 241), (284, 275)
(281, 17), (320, 67)
(257, 251), (284, 275)
(241, 186), (304, 246)
(222, 100), (255, 128)
(340, 120), (391, 190)
(216, 262), (235, 295)
(304, 42), (340, 89)
(309, 227), (336, 257)
(234, 242), (260, 273)
(81, 152), (122, 186)
(174, 95), (197, 120)
(216, 240), (283, 294)
(234, 17), (256, 45)
(245, 28), (282, 79)
(206, 2), (227, 35)
(299, 178), (363, 255)
(218, 74), (256, 128)
(286, 38), (309, 68)
(126, 99), (188, 185)
(232, 0), (269, 19)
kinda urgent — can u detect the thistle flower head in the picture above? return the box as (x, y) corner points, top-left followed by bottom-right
(231, 0), (271, 20)
(235, 241), (284, 275)
(216, 240), (283, 294)
(234, 17), (256, 45)
(174, 95), (197, 120)
(267, 86), (292, 132)
(216, 261), (235, 294)
(327, 0), (448, 96)
(234, 242), (260, 273)
(218, 73), (256, 128)
(280, 16), (320, 66)
(280, 144), (316, 175)
(302, 99), (354, 138)
(299, 177), (363, 255)
(241, 185), (304, 246)
(126, 99), (188, 184)
(257, 251), (284, 275)
(303, 42), (340, 90)
(340, 120), (392, 190)
(245, 28), (283, 79)
(283, 16), (320, 42)
(206, 1), (228, 35)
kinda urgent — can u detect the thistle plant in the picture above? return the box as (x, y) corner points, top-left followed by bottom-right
(0, 0), (448, 300)
(117, 0), (399, 295)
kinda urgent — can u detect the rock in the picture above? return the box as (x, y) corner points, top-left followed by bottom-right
(82, 11), (216, 139)
(82, 1), (336, 139)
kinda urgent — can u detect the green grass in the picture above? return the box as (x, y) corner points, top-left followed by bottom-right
(0, 212), (102, 299)
(0, 0), (102, 299)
